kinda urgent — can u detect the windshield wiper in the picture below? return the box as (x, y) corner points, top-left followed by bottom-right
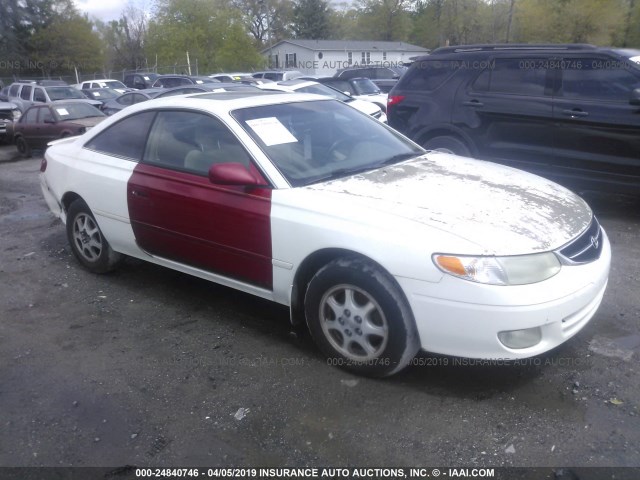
(375, 152), (423, 167)
(305, 164), (381, 185)
(304, 153), (423, 186)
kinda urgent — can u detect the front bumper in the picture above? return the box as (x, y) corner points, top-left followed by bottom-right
(397, 229), (611, 359)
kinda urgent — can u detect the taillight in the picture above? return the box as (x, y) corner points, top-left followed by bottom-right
(40, 157), (47, 172)
(387, 95), (405, 109)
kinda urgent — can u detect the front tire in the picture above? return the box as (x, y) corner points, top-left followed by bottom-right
(423, 135), (471, 157)
(304, 258), (420, 377)
(66, 199), (123, 273)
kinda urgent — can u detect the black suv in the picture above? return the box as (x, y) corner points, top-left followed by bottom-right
(388, 44), (640, 194)
(123, 73), (160, 90)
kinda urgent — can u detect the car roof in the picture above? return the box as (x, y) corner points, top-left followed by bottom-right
(82, 79), (123, 83)
(13, 79), (68, 86)
(120, 90), (330, 115)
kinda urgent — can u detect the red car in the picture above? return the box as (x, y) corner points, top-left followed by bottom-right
(13, 101), (105, 157)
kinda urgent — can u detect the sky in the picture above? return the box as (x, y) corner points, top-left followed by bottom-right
(73, 0), (149, 22)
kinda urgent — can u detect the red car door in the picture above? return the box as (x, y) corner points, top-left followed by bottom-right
(127, 110), (273, 289)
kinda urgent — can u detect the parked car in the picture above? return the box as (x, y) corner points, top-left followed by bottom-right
(335, 65), (407, 92)
(81, 88), (122, 107)
(209, 73), (271, 85)
(100, 89), (162, 115)
(74, 79), (129, 93)
(316, 77), (388, 112)
(100, 84), (258, 115)
(151, 75), (219, 88)
(388, 43), (640, 195)
(40, 91), (610, 377)
(0, 100), (21, 143)
(0, 86), (10, 102)
(13, 101), (105, 157)
(7, 80), (102, 113)
(259, 79), (387, 122)
(252, 70), (303, 81)
(123, 73), (160, 90)
(153, 84), (260, 98)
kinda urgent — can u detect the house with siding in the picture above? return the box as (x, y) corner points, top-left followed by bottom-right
(261, 40), (429, 77)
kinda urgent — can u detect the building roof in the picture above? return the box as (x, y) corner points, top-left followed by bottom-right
(262, 39), (429, 53)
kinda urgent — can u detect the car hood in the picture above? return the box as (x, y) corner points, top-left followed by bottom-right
(306, 153), (592, 255)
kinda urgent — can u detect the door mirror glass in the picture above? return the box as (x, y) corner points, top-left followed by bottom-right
(209, 163), (260, 186)
(630, 88), (640, 105)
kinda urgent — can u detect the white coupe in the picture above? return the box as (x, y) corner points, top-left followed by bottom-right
(39, 91), (611, 377)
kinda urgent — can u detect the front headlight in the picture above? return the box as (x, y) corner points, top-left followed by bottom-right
(433, 252), (561, 285)
(12, 110), (21, 120)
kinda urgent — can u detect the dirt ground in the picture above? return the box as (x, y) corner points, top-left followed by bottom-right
(1, 145), (639, 474)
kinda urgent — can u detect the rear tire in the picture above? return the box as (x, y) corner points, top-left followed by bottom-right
(66, 199), (123, 273)
(304, 257), (420, 377)
(15, 136), (32, 158)
(423, 135), (471, 157)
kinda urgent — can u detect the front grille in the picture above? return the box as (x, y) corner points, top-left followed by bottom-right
(557, 217), (603, 264)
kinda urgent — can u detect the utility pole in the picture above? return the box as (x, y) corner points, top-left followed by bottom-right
(506, 0), (516, 44)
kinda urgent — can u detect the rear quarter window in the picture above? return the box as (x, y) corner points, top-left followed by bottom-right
(84, 111), (156, 161)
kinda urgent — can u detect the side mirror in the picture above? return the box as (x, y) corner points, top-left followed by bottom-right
(630, 88), (640, 106)
(209, 162), (260, 186)
(343, 91), (352, 97)
(44, 118), (56, 124)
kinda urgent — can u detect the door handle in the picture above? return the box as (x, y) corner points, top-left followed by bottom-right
(463, 100), (484, 107)
(562, 109), (589, 118)
(130, 189), (148, 198)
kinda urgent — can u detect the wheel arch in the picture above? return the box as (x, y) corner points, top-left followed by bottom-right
(415, 125), (477, 156)
(289, 247), (410, 327)
(61, 191), (83, 215)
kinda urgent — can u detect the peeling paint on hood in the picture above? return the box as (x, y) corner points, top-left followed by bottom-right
(307, 152), (593, 255)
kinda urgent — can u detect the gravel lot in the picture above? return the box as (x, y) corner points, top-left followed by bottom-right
(1, 144), (639, 475)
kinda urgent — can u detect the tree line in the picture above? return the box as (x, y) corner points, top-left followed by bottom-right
(1, 0), (639, 79)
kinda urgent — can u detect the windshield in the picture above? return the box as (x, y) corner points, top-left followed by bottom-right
(232, 100), (423, 187)
(88, 89), (119, 99)
(52, 102), (104, 121)
(46, 87), (86, 101)
(294, 83), (351, 101)
(104, 80), (126, 89)
(352, 78), (381, 95)
(194, 77), (217, 84)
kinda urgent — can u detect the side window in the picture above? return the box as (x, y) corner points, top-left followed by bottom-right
(23, 108), (38, 123)
(376, 68), (395, 79)
(9, 84), (20, 97)
(85, 111), (156, 160)
(401, 60), (456, 91)
(81, 83), (89, 89)
(20, 86), (32, 100)
(39, 107), (54, 123)
(131, 93), (148, 104)
(143, 111), (252, 175)
(473, 58), (547, 96)
(560, 58), (640, 101)
(117, 94), (133, 105)
(34, 88), (47, 103)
